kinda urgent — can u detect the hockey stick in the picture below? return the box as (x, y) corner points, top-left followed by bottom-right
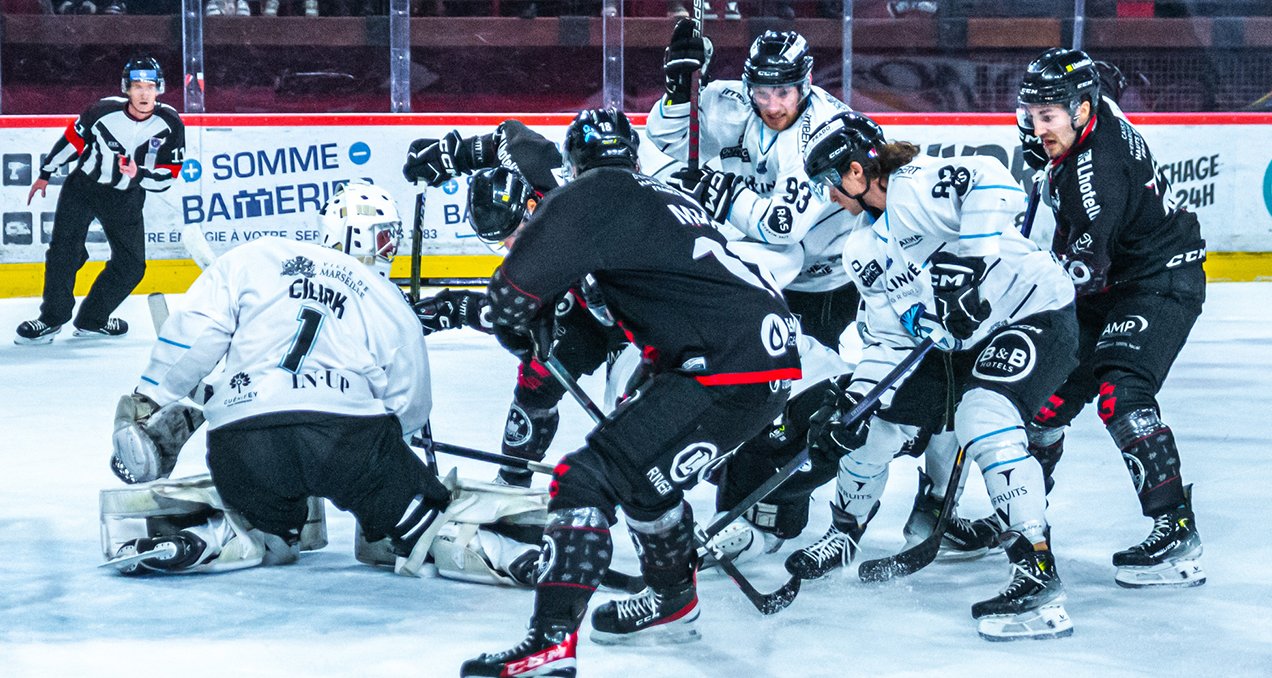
(1019, 176), (1043, 239)
(857, 443), (967, 583)
(687, 0), (703, 173)
(410, 190), (425, 302)
(541, 355), (804, 615)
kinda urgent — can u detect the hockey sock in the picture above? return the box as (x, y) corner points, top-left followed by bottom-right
(533, 507), (612, 627)
(1107, 408), (1186, 516)
(628, 502), (695, 592)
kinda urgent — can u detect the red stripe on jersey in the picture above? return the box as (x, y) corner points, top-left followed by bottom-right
(694, 367), (801, 386)
(64, 121), (86, 154)
(156, 163), (183, 177)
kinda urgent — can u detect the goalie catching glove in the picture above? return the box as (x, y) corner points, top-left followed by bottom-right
(669, 167), (743, 224)
(110, 392), (205, 484)
(929, 251), (991, 341)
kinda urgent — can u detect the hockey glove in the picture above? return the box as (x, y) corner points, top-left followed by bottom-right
(1018, 125), (1049, 171)
(670, 167), (743, 224)
(403, 130), (492, 187)
(414, 289), (494, 335)
(494, 313), (555, 363)
(806, 378), (873, 466)
(929, 251), (991, 341)
(663, 17), (713, 105)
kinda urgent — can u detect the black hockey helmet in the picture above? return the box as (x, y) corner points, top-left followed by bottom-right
(1016, 48), (1100, 132)
(803, 112), (886, 189)
(468, 166), (536, 243)
(121, 56), (165, 95)
(742, 30), (813, 104)
(563, 108), (640, 175)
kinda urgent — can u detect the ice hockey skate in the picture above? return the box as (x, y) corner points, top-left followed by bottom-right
(103, 532), (209, 576)
(14, 319), (61, 345)
(902, 471), (1001, 560)
(972, 533), (1073, 641)
(784, 502), (867, 580)
(72, 317), (128, 338)
(1113, 486), (1206, 588)
(461, 619), (578, 677)
(590, 581), (700, 646)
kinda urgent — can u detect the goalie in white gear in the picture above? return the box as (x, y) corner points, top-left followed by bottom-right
(104, 180), (454, 576)
(786, 112), (1080, 641)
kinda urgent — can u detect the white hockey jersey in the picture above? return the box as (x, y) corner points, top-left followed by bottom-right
(135, 236), (430, 434)
(646, 81), (853, 291)
(841, 155), (1074, 406)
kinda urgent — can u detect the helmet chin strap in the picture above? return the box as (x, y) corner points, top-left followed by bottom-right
(837, 172), (881, 218)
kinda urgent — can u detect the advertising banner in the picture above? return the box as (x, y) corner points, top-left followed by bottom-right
(3, 113), (1271, 266)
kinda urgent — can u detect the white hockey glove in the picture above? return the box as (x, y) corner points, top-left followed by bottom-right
(111, 392), (206, 484)
(670, 167), (743, 224)
(929, 251), (991, 341)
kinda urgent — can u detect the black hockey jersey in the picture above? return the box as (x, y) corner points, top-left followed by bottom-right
(488, 168), (802, 386)
(1047, 99), (1205, 297)
(39, 96), (185, 192)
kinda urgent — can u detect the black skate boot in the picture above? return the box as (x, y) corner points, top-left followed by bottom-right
(972, 533), (1072, 641)
(592, 501), (700, 645)
(107, 531), (210, 576)
(784, 501), (871, 579)
(590, 581), (700, 645)
(1112, 485), (1205, 588)
(14, 319), (62, 345)
(73, 317), (129, 338)
(902, 470), (1001, 559)
(461, 619), (578, 677)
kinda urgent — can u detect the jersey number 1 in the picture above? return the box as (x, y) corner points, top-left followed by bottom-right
(280, 306), (326, 373)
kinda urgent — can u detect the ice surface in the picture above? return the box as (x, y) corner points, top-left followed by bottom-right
(1, 285), (1270, 677)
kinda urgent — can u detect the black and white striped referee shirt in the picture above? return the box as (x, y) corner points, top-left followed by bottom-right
(38, 97), (185, 192)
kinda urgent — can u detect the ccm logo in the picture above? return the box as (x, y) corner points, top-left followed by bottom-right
(1166, 247), (1205, 268)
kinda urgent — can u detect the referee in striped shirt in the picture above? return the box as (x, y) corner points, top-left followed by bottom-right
(16, 56), (186, 345)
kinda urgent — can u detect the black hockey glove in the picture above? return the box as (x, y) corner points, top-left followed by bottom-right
(806, 377), (873, 465)
(663, 17), (713, 105)
(413, 289), (494, 336)
(403, 130), (493, 187)
(670, 167), (743, 224)
(493, 314), (555, 364)
(1018, 125), (1049, 171)
(929, 251), (991, 341)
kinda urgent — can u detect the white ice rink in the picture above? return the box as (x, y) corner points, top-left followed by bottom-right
(1, 284), (1270, 677)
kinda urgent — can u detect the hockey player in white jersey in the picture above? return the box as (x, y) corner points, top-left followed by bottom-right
(647, 20), (863, 562)
(104, 181), (453, 576)
(788, 112), (1079, 641)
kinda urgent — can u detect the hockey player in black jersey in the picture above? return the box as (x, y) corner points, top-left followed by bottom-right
(403, 120), (630, 488)
(16, 57), (186, 345)
(461, 109), (800, 678)
(1016, 48), (1207, 589)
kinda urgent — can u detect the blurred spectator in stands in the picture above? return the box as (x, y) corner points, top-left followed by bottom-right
(888, 0), (936, 17)
(58, 0), (99, 12)
(205, 0), (254, 14)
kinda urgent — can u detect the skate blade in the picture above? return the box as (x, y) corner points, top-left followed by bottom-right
(1115, 559), (1206, 588)
(935, 545), (995, 562)
(590, 618), (701, 647)
(977, 604), (1073, 642)
(100, 542), (179, 574)
(13, 333), (58, 345)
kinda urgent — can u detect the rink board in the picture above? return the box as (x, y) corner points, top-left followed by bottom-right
(2, 111), (1271, 296)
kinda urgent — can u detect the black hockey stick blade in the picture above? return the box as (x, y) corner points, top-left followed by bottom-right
(857, 445), (968, 583)
(704, 548), (800, 615)
(599, 569), (646, 595)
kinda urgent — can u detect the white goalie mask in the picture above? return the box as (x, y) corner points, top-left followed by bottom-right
(318, 180), (403, 279)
